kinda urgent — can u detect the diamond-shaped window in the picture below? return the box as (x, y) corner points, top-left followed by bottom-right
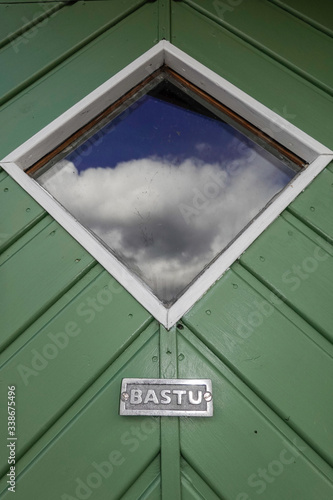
(2, 42), (332, 327)
(31, 68), (300, 305)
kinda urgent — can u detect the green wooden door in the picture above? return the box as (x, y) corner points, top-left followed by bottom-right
(1, 0), (333, 498)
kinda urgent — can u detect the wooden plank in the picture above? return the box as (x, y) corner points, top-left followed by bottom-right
(0, 215), (51, 265)
(0, 170), (7, 182)
(0, 267), (153, 476)
(0, 219), (96, 351)
(0, 3), (64, 50)
(182, 0), (333, 96)
(178, 328), (333, 500)
(158, 0), (171, 40)
(288, 168), (333, 244)
(181, 458), (221, 500)
(0, 326), (160, 499)
(171, 2), (333, 149)
(121, 456), (160, 500)
(0, 3), (158, 160)
(0, 174), (45, 253)
(328, 163), (333, 174)
(160, 325), (181, 500)
(1, 0), (134, 2)
(0, 261), (101, 358)
(269, 0), (333, 37)
(0, 0), (146, 107)
(183, 265), (333, 466)
(240, 212), (333, 342)
(0, 0), (64, 3)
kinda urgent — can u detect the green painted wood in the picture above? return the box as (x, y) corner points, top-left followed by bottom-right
(1, 0), (138, 2)
(327, 162), (333, 174)
(0, 325), (160, 499)
(0, 175), (45, 253)
(158, 0), (171, 40)
(0, 219), (96, 351)
(0, 3), (64, 50)
(0, 215), (52, 265)
(0, 3), (158, 159)
(0, 1), (332, 497)
(183, 0), (333, 96)
(177, 328), (333, 500)
(288, 168), (333, 244)
(121, 456), (160, 500)
(0, 0), (146, 107)
(181, 458), (221, 500)
(183, 265), (333, 466)
(159, 325), (178, 380)
(159, 325), (181, 500)
(171, 2), (333, 149)
(0, 267), (153, 476)
(240, 212), (333, 343)
(1, 0), (64, 3)
(0, 170), (8, 182)
(269, 0), (333, 37)
(0, 262), (101, 359)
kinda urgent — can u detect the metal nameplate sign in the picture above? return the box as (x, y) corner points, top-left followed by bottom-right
(119, 378), (213, 417)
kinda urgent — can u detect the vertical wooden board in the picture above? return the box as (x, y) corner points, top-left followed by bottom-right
(0, 3), (158, 159)
(121, 456), (160, 500)
(158, 0), (171, 40)
(0, 270), (152, 476)
(269, 0), (333, 36)
(0, 175), (45, 253)
(178, 331), (333, 500)
(0, 0), (146, 106)
(183, 267), (333, 466)
(159, 326), (181, 500)
(171, 2), (333, 149)
(182, 0), (333, 95)
(0, 220), (95, 350)
(0, 3), (62, 49)
(240, 213), (333, 341)
(288, 168), (333, 244)
(0, 330), (160, 500)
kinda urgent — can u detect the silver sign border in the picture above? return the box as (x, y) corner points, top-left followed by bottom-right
(119, 378), (213, 417)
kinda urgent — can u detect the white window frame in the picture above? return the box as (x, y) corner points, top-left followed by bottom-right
(1, 40), (332, 329)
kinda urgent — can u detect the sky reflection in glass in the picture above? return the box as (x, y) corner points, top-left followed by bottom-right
(37, 79), (297, 305)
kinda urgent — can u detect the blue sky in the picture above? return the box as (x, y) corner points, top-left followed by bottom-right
(67, 92), (293, 185)
(68, 94), (238, 169)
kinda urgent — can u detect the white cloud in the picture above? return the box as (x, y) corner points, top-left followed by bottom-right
(38, 154), (288, 304)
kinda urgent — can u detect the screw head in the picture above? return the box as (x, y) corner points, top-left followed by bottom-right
(121, 392), (129, 401)
(204, 391), (212, 402)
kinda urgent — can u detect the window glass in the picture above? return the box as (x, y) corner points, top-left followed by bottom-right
(35, 72), (299, 305)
